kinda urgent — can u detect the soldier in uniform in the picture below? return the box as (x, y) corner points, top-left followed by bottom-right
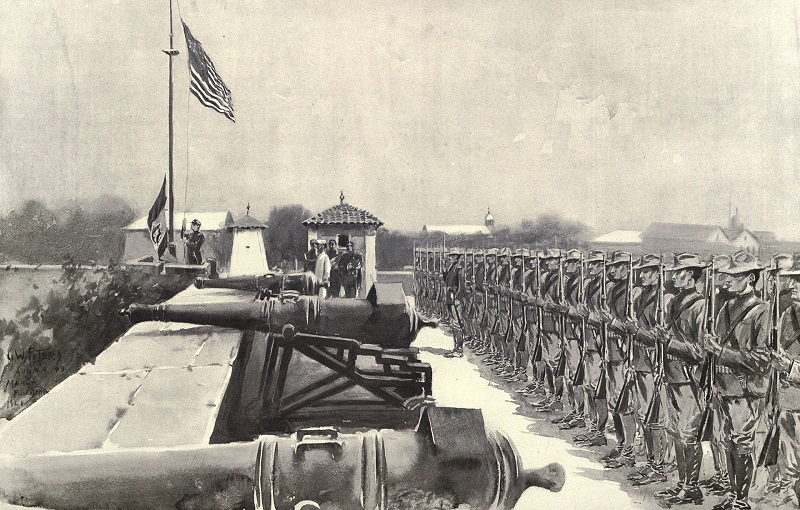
(493, 249), (514, 375)
(508, 249), (530, 382)
(181, 218), (205, 265)
(517, 251), (545, 396)
(304, 240), (317, 273)
(552, 249), (587, 429)
(598, 251), (637, 469)
(770, 255), (800, 506)
(624, 253), (670, 485)
(443, 247), (466, 358)
(532, 249), (564, 413)
(338, 240), (363, 298)
(467, 250), (487, 350)
(327, 240), (341, 298)
(574, 250), (609, 447)
(703, 251), (770, 510)
(651, 253), (707, 505)
(477, 249), (499, 357)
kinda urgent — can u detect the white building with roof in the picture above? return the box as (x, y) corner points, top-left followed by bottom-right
(122, 211), (234, 266)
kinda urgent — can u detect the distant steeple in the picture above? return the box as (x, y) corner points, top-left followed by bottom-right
(484, 207), (495, 231)
(728, 206), (744, 235)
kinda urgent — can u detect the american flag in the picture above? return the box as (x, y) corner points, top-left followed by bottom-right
(182, 21), (235, 122)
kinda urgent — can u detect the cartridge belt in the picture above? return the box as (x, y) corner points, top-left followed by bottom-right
(715, 365), (734, 375)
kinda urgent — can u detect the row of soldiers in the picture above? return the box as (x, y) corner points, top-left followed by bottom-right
(412, 247), (800, 510)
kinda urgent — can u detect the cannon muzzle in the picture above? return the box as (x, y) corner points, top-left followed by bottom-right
(194, 271), (318, 297)
(0, 407), (563, 510)
(128, 283), (430, 348)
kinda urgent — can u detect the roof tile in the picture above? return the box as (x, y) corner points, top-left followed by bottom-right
(303, 203), (383, 227)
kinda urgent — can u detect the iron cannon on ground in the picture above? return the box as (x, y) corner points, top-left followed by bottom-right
(194, 271), (319, 298)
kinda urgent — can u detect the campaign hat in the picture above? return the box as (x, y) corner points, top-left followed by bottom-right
(565, 249), (583, 262)
(666, 253), (708, 271)
(605, 250), (633, 266)
(634, 253), (663, 269)
(585, 250), (605, 263)
(541, 248), (562, 260)
(717, 250), (764, 275)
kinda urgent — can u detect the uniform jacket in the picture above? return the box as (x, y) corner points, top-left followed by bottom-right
(564, 273), (583, 340)
(314, 252), (331, 286)
(183, 231), (204, 265)
(523, 268), (538, 324)
(604, 280), (629, 363)
(779, 302), (800, 411)
(632, 285), (658, 372)
(510, 265), (525, 318)
(540, 270), (561, 333)
(663, 289), (704, 384)
(443, 261), (465, 305)
(584, 275), (604, 352)
(338, 252), (362, 287)
(474, 262), (486, 294)
(713, 291), (770, 397)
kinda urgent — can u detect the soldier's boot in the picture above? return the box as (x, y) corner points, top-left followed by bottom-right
(712, 495), (734, 510)
(664, 485), (703, 506)
(633, 468), (668, 487)
(731, 454), (754, 510)
(560, 414), (586, 430)
(793, 478), (800, 508)
(654, 484), (684, 499)
(604, 446), (636, 469)
(581, 431), (608, 447)
(551, 411), (575, 425)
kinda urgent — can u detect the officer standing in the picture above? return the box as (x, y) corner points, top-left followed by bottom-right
(313, 240), (331, 299)
(704, 251), (770, 510)
(327, 240), (342, 298)
(304, 240), (317, 272)
(338, 240), (363, 298)
(652, 253), (707, 505)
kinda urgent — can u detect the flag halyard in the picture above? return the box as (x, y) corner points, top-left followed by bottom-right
(182, 21), (235, 122)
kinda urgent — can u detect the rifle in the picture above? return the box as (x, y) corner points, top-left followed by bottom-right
(595, 256), (608, 400)
(614, 258), (637, 414)
(516, 253), (531, 352)
(697, 261), (716, 443)
(573, 253), (588, 385)
(555, 255), (569, 378)
(503, 251), (515, 344)
(644, 259), (666, 424)
(758, 269), (782, 466)
(531, 252), (544, 362)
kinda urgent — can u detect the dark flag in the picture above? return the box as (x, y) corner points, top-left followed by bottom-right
(182, 21), (235, 122)
(147, 177), (168, 259)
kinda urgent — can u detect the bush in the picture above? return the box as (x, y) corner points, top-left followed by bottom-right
(0, 258), (193, 418)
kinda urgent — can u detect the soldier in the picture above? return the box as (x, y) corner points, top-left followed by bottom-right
(769, 255), (800, 506)
(493, 248), (514, 376)
(327, 239), (342, 298)
(304, 239), (317, 273)
(598, 251), (637, 469)
(477, 249), (499, 357)
(702, 251), (770, 510)
(531, 249), (564, 413)
(313, 240), (331, 299)
(552, 249), (587, 429)
(573, 250), (609, 447)
(507, 249), (530, 382)
(624, 253), (670, 485)
(516, 250), (545, 396)
(443, 247), (466, 358)
(181, 218), (205, 265)
(650, 253), (707, 505)
(467, 250), (487, 350)
(338, 240), (363, 298)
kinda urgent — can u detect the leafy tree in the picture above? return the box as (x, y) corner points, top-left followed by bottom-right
(265, 205), (313, 270)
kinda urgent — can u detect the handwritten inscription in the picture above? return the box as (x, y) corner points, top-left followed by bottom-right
(1, 347), (64, 411)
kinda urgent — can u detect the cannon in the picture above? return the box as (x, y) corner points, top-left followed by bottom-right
(195, 271), (319, 298)
(129, 283), (434, 349)
(0, 407), (564, 510)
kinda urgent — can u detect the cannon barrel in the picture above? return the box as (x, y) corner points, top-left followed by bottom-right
(128, 283), (435, 348)
(195, 271), (318, 296)
(0, 408), (563, 510)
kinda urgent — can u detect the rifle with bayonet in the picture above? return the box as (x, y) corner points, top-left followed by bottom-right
(555, 254), (569, 378)
(758, 267), (782, 467)
(614, 258), (637, 414)
(697, 260), (716, 443)
(595, 256), (608, 400)
(573, 253), (588, 386)
(644, 258), (666, 424)
(503, 251), (515, 344)
(516, 252), (531, 352)
(531, 252), (545, 362)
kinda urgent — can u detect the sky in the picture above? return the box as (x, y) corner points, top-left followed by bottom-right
(2, 0), (800, 237)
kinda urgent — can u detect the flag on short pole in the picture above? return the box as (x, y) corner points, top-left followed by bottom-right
(147, 177), (169, 259)
(182, 20), (235, 122)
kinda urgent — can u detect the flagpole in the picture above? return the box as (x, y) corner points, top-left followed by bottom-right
(163, 0), (180, 258)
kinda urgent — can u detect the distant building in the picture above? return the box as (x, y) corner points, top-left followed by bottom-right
(588, 230), (642, 254)
(303, 193), (383, 296)
(640, 223), (733, 257)
(421, 208), (495, 239)
(122, 211), (234, 266)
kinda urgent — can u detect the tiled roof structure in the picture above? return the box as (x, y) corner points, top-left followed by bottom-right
(303, 202), (383, 227)
(229, 214), (266, 229)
